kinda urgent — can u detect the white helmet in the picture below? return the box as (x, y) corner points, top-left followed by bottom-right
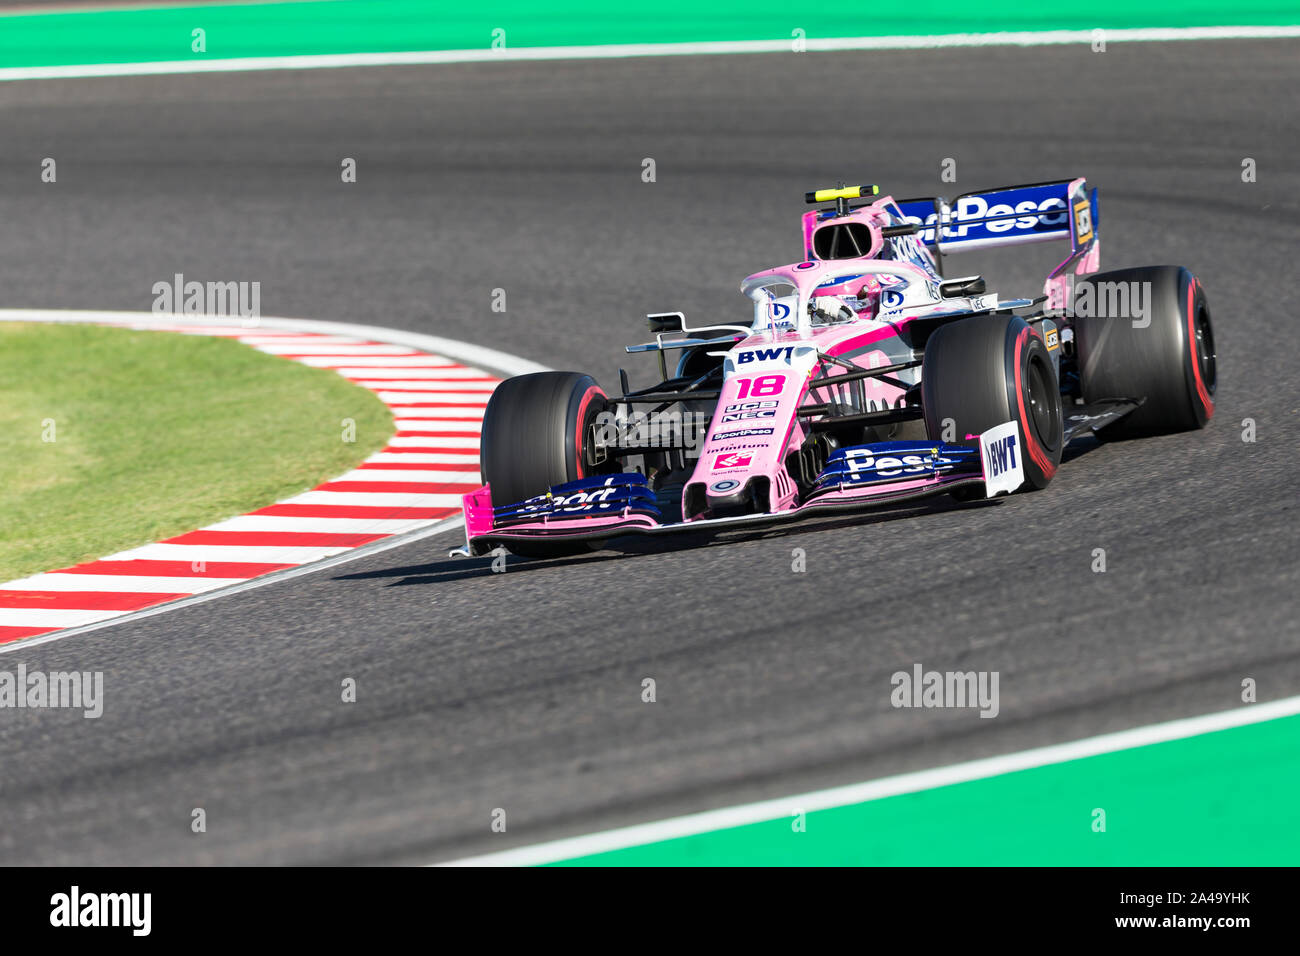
(810, 295), (856, 324)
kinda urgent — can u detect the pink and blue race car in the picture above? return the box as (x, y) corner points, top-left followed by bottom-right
(454, 179), (1216, 557)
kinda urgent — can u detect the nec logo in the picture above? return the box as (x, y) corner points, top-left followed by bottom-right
(984, 434), (1019, 476)
(721, 400), (777, 422)
(713, 453), (753, 470)
(738, 347), (795, 364)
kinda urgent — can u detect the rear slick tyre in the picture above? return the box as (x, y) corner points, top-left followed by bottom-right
(1073, 265), (1216, 439)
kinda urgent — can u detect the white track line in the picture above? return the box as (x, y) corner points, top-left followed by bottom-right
(365, 453), (479, 465)
(338, 367), (489, 379)
(391, 411), (486, 419)
(292, 355), (459, 368)
(389, 420), (482, 431)
(382, 395), (492, 406)
(0, 515), (469, 654)
(100, 543), (357, 563)
(387, 436), (481, 448)
(250, 344), (419, 355)
(1, 26), (1298, 82)
(0, 573), (246, 594)
(235, 335), (368, 345)
(0, 607), (128, 627)
(332, 468), (481, 484)
(284, 491), (466, 508)
(441, 694), (1300, 866)
(0, 310), (550, 378)
(356, 380), (498, 390)
(377, 388), (497, 399)
(377, 381), (500, 390)
(203, 515), (436, 534)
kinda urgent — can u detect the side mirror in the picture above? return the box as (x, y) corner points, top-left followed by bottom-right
(647, 312), (685, 333)
(939, 276), (986, 298)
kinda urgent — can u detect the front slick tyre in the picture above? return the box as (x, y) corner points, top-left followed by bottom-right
(922, 313), (1064, 497)
(479, 371), (612, 558)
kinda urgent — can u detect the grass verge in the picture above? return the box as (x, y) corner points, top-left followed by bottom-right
(0, 322), (394, 580)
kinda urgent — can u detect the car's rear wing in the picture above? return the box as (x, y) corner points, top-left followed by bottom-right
(891, 178), (1100, 304)
(893, 178), (1097, 256)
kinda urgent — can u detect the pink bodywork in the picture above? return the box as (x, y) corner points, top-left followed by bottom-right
(684, 257), (935, 517)
(463, 187), (1096, 549)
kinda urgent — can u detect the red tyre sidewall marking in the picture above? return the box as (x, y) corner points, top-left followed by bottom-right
(1013, 327), (1057, 480)
(1186, 278), (1215, 420)
(573, 385), (602, 480)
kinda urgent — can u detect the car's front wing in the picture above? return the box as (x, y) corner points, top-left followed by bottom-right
(454, 422), (1023, 556)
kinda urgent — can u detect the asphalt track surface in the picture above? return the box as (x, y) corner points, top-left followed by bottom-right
(1, 40), (1297, 864)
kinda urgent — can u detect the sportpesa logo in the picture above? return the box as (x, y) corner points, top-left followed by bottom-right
(841, 449), (955, 479)
(903, 194), (1069, 242)
(521, 487), (619, 513)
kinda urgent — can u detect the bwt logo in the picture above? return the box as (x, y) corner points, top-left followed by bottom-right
(984, 433), (1019, 477)
(737, 347), (795, 364)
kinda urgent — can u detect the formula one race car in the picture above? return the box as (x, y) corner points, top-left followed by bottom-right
(455, 180), (1216, 557)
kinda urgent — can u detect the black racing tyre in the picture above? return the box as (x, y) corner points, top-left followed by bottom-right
(1073, 265), (1216, 439)
(922, 313), (1064, 495)
(480, 371), (612, 557)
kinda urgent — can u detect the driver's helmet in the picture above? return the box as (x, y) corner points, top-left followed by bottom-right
(810, 295), (857, 324)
